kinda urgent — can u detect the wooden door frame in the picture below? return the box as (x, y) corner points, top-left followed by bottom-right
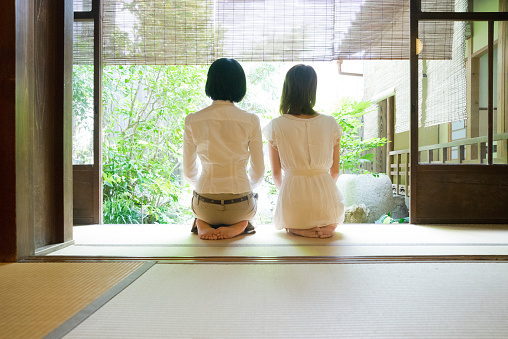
(73, 0), (103, 225)
(409, 0), (508, 224)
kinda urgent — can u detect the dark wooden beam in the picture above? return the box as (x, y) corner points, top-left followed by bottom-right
(418, 12), (508, 21)
(488, 21), (494, 165)
(409, 0), (420, 223)
(74, 12), (93, 21)
(93, 0), (104, 224)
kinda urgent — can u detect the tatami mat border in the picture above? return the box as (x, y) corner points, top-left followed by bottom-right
(73, 242), (508, 247)
(43, 261), (155, 339)
(23, 255), (508, 264)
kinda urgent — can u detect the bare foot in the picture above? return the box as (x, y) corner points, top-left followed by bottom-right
(287, 228), (320, 238)
(316, 224), (337, 238)
(196, 219), (218, 240)
(215, 221), (248, 239)
(287, 224), (338, 238)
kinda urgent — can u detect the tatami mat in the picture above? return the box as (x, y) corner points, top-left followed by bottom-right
(0, 262), (145, 339)
(64, 263), (508, 338)
(46, 224), (508, 257)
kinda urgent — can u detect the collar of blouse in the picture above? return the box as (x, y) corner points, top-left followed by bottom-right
(212, 100), (234, 106)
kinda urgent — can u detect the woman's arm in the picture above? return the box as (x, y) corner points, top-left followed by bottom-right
(268, 144), (283, 190)
(330, 142), (341, 182)
(248, 118), (265, 189)
(182, 117), (199, 187)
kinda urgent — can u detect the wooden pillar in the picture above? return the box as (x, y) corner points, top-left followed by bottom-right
(0, 0), (73, 262)
(386, 96), (395, 179)
(377, 99), (388, 174)
(497, 0), (508, 162)
(409, 0), (419, 223)
(33, 0), (74, 248)
(94, 0), (104, 224)
(0, 0), (35, 261)
(467, 38), (480, 161)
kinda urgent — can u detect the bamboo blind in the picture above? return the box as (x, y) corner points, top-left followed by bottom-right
(73, 0), (465, 65)
(421, 0), (466, 12)
(73, 21), (94, 65)
(423, 20), (468, 128)
(363, 16), (467, 133)
(73, 0), (92, 12)
(102, 0), (216, 65)
(363, 60), (422, 134)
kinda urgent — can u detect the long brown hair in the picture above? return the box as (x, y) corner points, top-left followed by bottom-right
(279, 64), (317, 116)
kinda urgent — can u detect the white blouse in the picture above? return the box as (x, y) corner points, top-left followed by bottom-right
(262, 113), (345, 229)
(183, 100), (265, 194)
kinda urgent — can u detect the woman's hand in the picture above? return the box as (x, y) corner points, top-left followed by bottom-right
(330, 142), (341, 182)
(268, 144), (283, 190)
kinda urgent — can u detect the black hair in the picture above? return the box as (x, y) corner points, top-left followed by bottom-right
(205, 58), (247, 103)
(279, 64), (318, 116)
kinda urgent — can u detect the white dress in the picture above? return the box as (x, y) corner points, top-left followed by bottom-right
(262, 113), (345, 230)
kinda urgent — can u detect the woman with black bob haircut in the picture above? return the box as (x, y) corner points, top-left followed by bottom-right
(183, 58), (264, 240)
(263, 64), (345, 238)
(205, 58), (246, 103)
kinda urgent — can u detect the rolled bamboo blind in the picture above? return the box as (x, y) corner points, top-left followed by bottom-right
(73, 21), (94, 65)
(73, 0), (463, 65)
(362, 0), (468, 133)
(73, 0), (92, 12)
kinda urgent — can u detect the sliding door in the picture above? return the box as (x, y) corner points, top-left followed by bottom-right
(410, 0), (508, 223)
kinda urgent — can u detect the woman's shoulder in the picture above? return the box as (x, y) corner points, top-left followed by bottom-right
(318, 114), (340, 126)
(262, 115), (283, 133)
(229, 105), (258, 118)
(185, 104), (213, 121)
(242, 110), (261, 125)
(317, 113), (335, 121)
(271, 115), (285, 122)
(266, 115), (287, 127)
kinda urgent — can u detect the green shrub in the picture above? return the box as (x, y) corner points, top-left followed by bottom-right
(101, 65), (207, 224)
(331, 98), (388, 174)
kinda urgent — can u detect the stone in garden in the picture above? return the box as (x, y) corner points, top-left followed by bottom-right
(337, 174), (395, 223)
(390, 195), (409, 219)
(344, 204), (370, 223)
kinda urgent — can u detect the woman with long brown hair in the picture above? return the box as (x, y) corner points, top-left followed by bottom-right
(263, 64), (345, 238)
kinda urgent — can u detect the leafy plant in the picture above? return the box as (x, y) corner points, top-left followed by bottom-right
(102, 65), (207, 224)
(331, 98), (388, 174)
(72, 65), (94, 164)
(375, 213), (410, 224)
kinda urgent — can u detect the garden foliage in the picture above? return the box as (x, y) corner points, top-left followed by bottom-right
(101, 65), (208, 224)
(331, 99), (388, 174)
(73, 63), (386, 224)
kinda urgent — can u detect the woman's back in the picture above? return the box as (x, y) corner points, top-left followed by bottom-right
(266, 113), (341, 171)
(263, 113), (344, 230)
(184, 100), (264, 194)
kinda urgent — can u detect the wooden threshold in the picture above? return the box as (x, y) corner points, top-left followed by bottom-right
(21, 254), (508, 264)
(34, 240), (75, 256)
